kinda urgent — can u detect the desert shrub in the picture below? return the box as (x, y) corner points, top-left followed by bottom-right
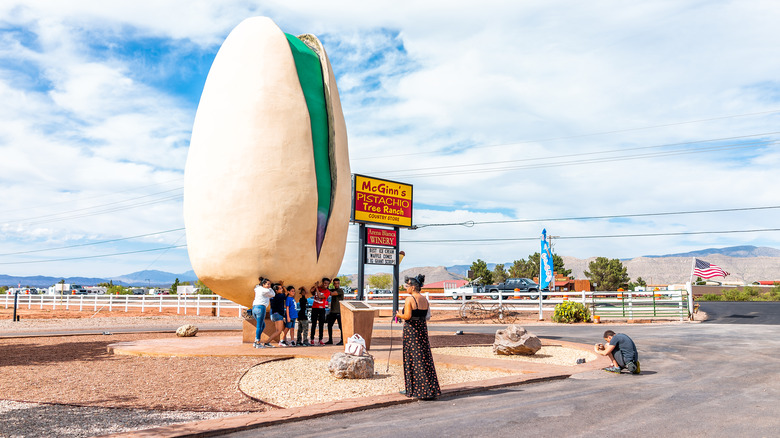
(552, 301), (591, 323)
(699, 294), (722, 301)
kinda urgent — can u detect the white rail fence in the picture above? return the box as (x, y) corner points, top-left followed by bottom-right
(5, 288), (693, 320)
(3, 293), (245, 317)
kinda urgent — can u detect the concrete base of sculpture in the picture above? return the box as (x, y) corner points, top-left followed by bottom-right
(242, 316), (284, 344)
(340, 301), (377, 350)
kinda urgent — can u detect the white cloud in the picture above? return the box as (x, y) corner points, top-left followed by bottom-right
(1, 0), (780, 280)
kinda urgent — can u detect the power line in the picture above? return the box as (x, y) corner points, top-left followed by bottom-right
(462, 205), (780, 226)
(368, 131), (779, 176)
(16, 195), (183, 226)
(0, 228), (186, 256)
(5, 204), (778, 257)
(5, 227), (779, 265)
(351, 108), (780, 161)
(388, 140), (774, 179)
(2, 178), (183, 214)
(0, 245), (188, 265)
(352, 227), (780, 244)
(3, 188), (183, 224)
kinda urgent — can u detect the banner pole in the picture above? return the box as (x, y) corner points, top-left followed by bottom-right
(392, 226), (400, 315)
(357, 223), (366, 301)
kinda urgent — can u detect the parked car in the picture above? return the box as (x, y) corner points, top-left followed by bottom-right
(445, 283), (485, 300)
(486, 278), (546, 300)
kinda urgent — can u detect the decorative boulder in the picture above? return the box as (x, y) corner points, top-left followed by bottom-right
(176, 325), (199, 337)
(328, 352), (374, 379)
(493, 325), (541, 355)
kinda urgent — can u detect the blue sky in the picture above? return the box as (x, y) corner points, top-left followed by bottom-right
(1, 1), (779, 280)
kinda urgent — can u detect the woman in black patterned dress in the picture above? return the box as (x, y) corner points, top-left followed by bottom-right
(396, 274), (441, 400)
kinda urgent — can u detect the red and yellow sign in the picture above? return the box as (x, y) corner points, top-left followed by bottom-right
(366, 227), (397, 246)
(352, 174), (413, 228)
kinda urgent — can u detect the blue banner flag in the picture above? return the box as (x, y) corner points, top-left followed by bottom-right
(540, 229), (553, 290)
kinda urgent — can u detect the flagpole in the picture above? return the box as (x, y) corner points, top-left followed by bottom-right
(687, 257), (696, 319)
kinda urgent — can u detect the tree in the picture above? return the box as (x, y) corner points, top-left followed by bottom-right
(171, 278), (180, 295)
(469, 259), (493, 285)
(335, 275), (351, 287)
(584, 257), (630, 291)
(628, 276), (647, 291)
(368, 273), (393, 290)
(508, 259), (532, 278)
(195, 279), (212, 295)
(492, 264), (508, 284)
(508, 253), (571, 279)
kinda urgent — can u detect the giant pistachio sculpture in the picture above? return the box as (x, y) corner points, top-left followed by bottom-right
(184, 17), (350, 307)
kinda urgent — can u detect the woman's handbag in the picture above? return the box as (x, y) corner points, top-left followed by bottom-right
(425, 307), (431, 321)
(345, 333), (367, 356)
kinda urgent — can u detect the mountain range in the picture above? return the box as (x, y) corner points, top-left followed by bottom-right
(3, 246), (778, 288)
(0, 270), (199, 288)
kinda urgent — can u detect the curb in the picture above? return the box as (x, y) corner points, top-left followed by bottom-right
(100, 371), (573, 438)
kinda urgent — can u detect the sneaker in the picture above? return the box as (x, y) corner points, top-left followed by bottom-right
(336, 340), (343, 346)
(633, 361), (641, 374)
(289, 341), (297, 347)
(318, 340), (325, 346)
(253, 341), (260, 349)
(324, 340), (333, 345)
(278, 342), (288, 347)
(264, 343), (274, 348)
(603, 366), (621, 373)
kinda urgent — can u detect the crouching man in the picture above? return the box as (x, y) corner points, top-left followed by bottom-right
(595, 330), (640, 374)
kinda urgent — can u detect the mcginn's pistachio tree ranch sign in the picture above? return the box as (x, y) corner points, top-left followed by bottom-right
(351, 174), (413, 228)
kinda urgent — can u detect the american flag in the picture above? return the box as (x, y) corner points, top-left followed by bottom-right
(692, 258), (729, 279)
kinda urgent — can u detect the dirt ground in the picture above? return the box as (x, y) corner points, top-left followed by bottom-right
(0, 329), (497, 412)
(0, 306), (215, 320)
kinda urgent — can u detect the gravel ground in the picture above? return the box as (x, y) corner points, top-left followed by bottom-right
(239, 358), (514, 408)
(0, 400), (245, 438)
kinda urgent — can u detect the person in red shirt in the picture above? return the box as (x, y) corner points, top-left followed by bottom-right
(309, 278), (331, 346)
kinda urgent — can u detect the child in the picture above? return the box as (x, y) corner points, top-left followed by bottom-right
(284, 285), (298, 346)
(268, 284), (286, 347)
(297, 287), (310, 346)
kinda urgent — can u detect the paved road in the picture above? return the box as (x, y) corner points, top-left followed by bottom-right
(699, 301), (780, 324)
(224, 322), (780, 437)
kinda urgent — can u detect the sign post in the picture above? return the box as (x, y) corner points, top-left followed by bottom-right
(351, 174), (413, 314)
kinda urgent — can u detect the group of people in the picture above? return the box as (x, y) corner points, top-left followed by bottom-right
(250, 276), (345, 348)
(250, 272), (444, 400)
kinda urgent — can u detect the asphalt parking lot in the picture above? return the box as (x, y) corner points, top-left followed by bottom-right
(225, 305), (780, 437)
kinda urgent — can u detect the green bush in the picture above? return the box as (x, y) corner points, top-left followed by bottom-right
(699, 294), (723, 301)
(552, 301), (591, 323)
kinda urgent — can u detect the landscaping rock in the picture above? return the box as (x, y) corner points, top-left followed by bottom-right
(176, 324), (199, 337)
(328, 352), (374, 379)
(493, 325), (541, 355)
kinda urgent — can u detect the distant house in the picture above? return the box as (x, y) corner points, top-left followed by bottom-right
(422, 279), (469, 294)
(177, 285), (197, 295)
(752, 281), (780, 286)
(533, 274), (592, 292)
